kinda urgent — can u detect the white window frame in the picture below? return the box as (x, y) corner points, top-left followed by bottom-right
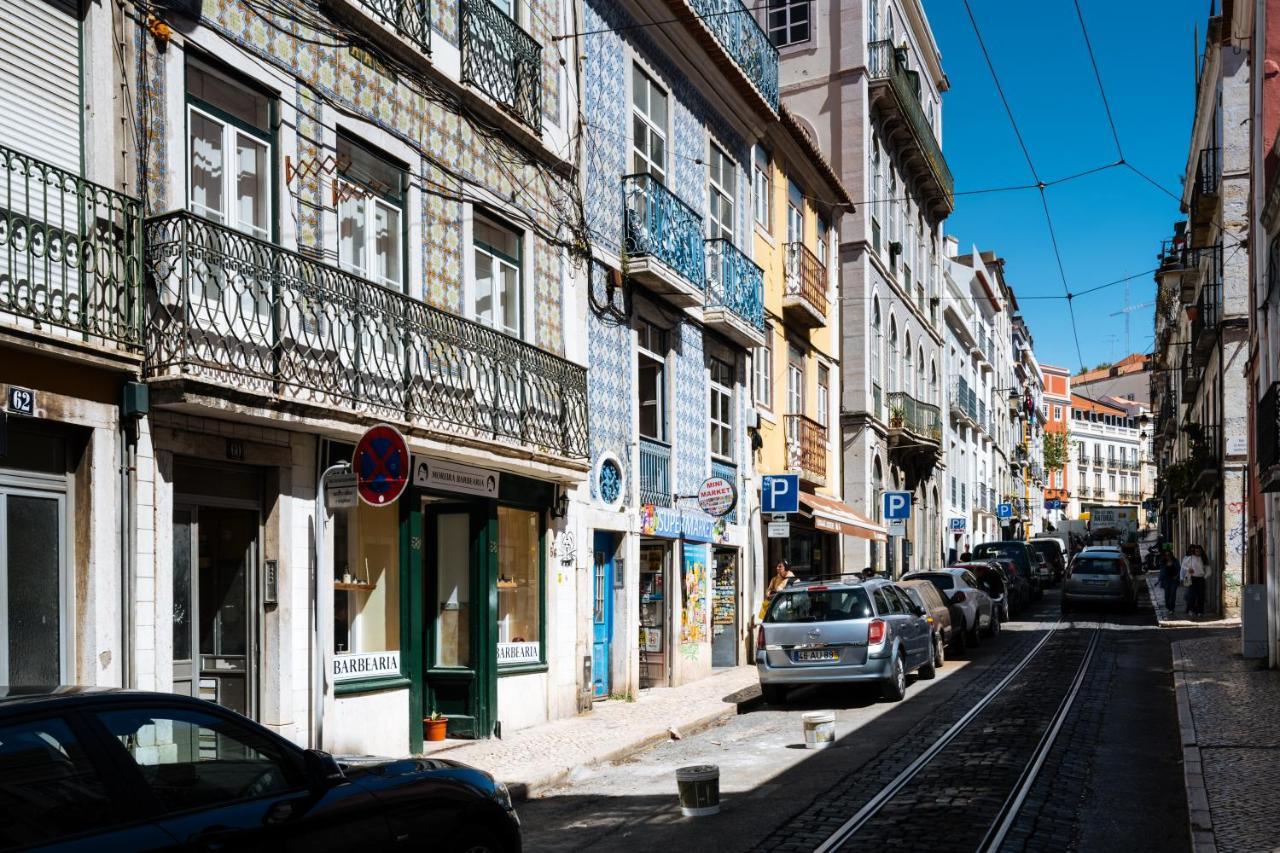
(709, 356), (734, 461)
(754, 325), (774, 410)
(817, 363), (830, 428)
(786, 343), (805, 416)
(631, 65), (668, 182)
(470, 215), (523, 339)
(707, 142), (734, 240)
(767, 0), (812, 47)
(186, 102), (271, 241)
(753, 147), (772, 230)
(637, 319), (669, 442)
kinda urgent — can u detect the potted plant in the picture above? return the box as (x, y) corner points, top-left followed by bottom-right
(424, 710), (447, 742)
(889, 405), (906, 428)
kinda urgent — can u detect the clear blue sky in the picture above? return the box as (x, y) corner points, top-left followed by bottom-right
(928, 0), (1206, 372)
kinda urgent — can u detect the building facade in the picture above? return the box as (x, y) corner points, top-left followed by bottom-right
(1069, 396), (1149, 517)
(1042, 365), (1072, 529)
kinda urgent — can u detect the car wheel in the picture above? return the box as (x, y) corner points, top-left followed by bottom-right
(968, 617), (982, 647)
(918, 638), (938, 680)
(452, 828), (507, 853)
(987, 613), (1001, 638)
(882, 653), (907, 701)
(933, 632), (946, 669)
(761, 684), (788, 706)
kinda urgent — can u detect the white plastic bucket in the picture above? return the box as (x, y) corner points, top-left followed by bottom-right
(802, 711), (836, 749)
(676, 764), (720, 816)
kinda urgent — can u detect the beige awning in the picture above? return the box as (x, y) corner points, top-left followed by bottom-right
(799, 492), (888, 542)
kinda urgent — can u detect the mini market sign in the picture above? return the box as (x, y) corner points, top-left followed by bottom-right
(697, 476), (737, 517)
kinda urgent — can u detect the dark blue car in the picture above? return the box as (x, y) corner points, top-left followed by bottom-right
(0, 688), (520, 851)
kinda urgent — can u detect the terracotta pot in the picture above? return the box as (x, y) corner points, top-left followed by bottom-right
(424, 718), (447, 742)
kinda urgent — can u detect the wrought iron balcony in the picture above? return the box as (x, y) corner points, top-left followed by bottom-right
(887, 390), (942, 445)
(1190, 278), (1222, 363)
(1191, 146), (1221, 230)
(622, 174), (706, 302)
(639, 437), (672, 507)
(348, 0), (431, 56)
(786, 413), (827, 487)
(705, 238), (765, 347)
(686, 0), (779, 110)
(783, 242), (827, 329)
(0, 145), (144, 354)
(866, 41), (953, 214)
(1259, 382), (1280, 492)
(461, 0), (542, 131)
(949, 377), (977, 425)
(1188, 425), (1221, 494)
(1180, 344), (1201, 396)
(144, 211), (587, 458)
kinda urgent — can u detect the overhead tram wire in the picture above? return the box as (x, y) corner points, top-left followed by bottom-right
(1072, 0), (1125, 162)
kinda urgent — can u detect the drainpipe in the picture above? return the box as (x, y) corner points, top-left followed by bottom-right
(119, 386), (142, 690)
(312, 462), (348, 750)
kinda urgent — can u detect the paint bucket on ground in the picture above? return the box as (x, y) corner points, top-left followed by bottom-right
(675, 765), (720, 816)
(802, 711), (836, 749)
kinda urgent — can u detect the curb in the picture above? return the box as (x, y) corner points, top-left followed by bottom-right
(503, 696), (757, 801)
(1172, 640), (1217, 853)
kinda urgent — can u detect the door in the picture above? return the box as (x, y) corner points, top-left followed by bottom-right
(172, 506), (258, 717)
(591, 533), (614, 698)
(0, 484), (67, 684)
(711, 549), (738, 667)
(638, 541), (668, 689)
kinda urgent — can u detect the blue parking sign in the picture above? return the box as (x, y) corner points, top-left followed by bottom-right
(997, 502), (1013, 519)
(883, 490), (911, 520)
(761, 474), (800, 514)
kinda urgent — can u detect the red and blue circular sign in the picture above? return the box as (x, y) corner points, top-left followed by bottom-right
(354, 424), (410, 507)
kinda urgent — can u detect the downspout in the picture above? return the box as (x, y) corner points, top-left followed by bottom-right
(312, 461), (348, 750)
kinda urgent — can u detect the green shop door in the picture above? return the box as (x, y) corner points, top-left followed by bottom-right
(424, 502), (496, 738)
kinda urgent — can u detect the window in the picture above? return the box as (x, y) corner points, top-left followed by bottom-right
(186, 58), (271, 239)
(787, 344), (805, 415)
(817, 215), (829, 264)
(888, 318), (898, 392)
(1054, 470), (1063, 488)
(1053, 406), (1062, 421)
(903, 214), (915, 290)
(472, 215), (523, 338)
(1109, 474), (1116, 491)
(337, 135), (404, 290)
(767, 0), (811, 47)
(869, 0), (879, 42)
(98, 706), (301, 813)
(888, 169), (900, 273)
(332, 501), (400, 665)
(754, 325), (773, 409)
(707, 144), (734, 240)
(632, 66), (668, 181)
(871, 297), (882, 393)
(710, 357), (734, 459)
(903, 333), (913, 397)
(497, 507), (542, 665)
(638, 320), (668, 441)
(817, 364), (830, 427)
(787, 180), (804, 244)
(753, 147), (772, 229)
(0, 716), (118, 847)
(870, 139), (883, 253)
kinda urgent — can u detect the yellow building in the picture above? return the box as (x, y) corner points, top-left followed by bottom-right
(751, 109), (863, 579)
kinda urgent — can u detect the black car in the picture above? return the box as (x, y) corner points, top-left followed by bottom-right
(0, 688), (520, 852)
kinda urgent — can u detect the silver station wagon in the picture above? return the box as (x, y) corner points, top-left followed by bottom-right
(756, 578), (935, 704)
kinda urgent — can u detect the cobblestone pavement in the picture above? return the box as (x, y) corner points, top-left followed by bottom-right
(1175, 633), (1280, 853)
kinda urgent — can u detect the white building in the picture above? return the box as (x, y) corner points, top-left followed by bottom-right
(1069, 396), (1149, 518)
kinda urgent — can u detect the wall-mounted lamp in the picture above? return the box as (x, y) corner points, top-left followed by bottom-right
(551, 488), (569, 519)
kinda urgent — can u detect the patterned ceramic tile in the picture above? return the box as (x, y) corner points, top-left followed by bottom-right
(674, 319), (707, 498)
(587, 262), (632, 502)
(433, 0), (459, 46)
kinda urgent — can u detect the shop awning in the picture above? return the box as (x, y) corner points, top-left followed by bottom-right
(798, 492), (888, 542)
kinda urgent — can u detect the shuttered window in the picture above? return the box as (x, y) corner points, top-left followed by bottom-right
(0, 1), (80, 173)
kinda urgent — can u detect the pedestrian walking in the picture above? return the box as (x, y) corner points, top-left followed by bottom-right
(759, 560), (796, 622)
(1181, 544), (1211, 617)
(1157, 544), (1181, 614)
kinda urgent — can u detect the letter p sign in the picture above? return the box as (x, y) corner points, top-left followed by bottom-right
(883, 490), (912, 521)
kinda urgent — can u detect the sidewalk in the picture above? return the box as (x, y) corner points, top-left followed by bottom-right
(1172, 633), (1280, 853)
(419, 666), (760, 799)
(1146, 574), (1240, 628)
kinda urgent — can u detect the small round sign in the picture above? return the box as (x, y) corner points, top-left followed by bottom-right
(697, 476), (737, 517)
(354, 424), (410, 507)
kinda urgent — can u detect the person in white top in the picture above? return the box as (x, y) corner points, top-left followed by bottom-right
(1180, 544), (1211, 617)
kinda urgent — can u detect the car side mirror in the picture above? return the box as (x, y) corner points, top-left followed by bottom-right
(303, 749), (345, 789)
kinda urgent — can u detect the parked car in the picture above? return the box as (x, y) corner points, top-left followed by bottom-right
(757, 578), (935, 703)
(957, 561), (1011, 623)
(1062, 551), (1138, 612)
(0, 688), (521, 852)
(971, 541), (1044, 599)
(1029, 537), (1067, 584)
(900, 579), (954, 670)
(902, 569), (997, 646)
(988, 557), (1032, 612)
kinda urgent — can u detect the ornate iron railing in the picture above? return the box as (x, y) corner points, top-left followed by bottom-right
(357, 0), (431, 55)
(1258, 383), (1280, 474)
(144, 211), (587, 458)
(1195, 146), (1221, 200)
(887, 390), (941, 442)
(784, 241), (827, 320)
(460, 0), (542, 130)
(0, 145), (143, 350)
(705, 238), (763, 330)
(1191, 278), (1221, 356)
(786, 413), (827, 485)
(686, 0), (779, 109)
(1188, 425), (1221, 490)
(622, 174), (706, 290)
(712, 458), (739, 523)
(866, 41), (954, 208)
(639, 437), (672, 507)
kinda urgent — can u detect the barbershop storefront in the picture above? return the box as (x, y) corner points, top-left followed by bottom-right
(324, 441), (556, 752)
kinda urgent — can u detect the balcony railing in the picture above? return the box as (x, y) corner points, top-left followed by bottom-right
(712, 458), (739, 522)
(144, 211), (587, 458)
(0, 145), (144, 351)
(640, 437), (672, 507)
(888, 390), (941, 442)
(706, 237), (764, 332)
(786, 413), (827, 486)
(356, 0), (431, 56)
(866, 41), (954, 211)
(1259, 383), (1280, 490)
(622, 174), (705, 291)
(1191, 279), (1222, 359)
(460, 0), (542, 130)
(1189, 425), (1221, 491)
(949, 378), (978, 423)
(1191, 146), (1221, 219)
(686, 0), (779, 109)
(1181, 344), (1201, 396)
(783, 241), (827, 325)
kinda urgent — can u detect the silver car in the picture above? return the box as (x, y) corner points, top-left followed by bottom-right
(1062, 552), (1137, 611)
(756, 579), (934, 703)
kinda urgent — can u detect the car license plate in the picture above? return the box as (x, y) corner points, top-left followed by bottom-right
(794, 649), (838, 662)
(1085, 579), (1108, 585)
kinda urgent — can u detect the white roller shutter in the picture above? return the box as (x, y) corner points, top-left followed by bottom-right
(0, 0), (80, 174)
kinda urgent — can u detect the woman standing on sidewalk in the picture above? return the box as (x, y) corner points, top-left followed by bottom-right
(1181, 544), (1211, 617)
(1158, 545), (1181, 614)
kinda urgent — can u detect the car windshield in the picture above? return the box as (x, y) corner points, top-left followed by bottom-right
(767, 588), (874, 623)
(1074, 557), (1124, 575)
(1031, 541), (1061, 558)
(973, 542), (1030, 572)
(911, 573), (955, 590)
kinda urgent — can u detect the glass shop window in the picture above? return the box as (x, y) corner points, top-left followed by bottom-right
(332, 502), (400, 667)
(497, 507), (542, 666)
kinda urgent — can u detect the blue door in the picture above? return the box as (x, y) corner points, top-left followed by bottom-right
(592, 532), (615, 698)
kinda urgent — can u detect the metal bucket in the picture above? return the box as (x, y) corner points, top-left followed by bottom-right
(802, 711), (836, 749)
(675, 764), (720, 816)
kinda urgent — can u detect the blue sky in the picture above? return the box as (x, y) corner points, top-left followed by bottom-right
(927, 0), (1205, 372)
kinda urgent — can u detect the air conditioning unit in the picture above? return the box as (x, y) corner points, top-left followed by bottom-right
(745, 408), (760, 430)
